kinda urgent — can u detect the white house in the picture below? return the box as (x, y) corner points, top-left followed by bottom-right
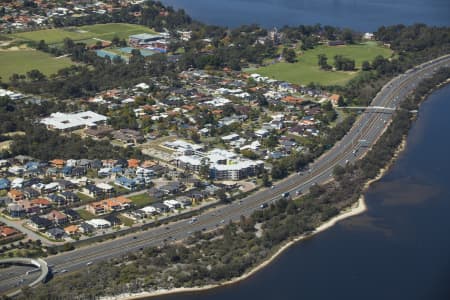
(86, 218), (111, 229)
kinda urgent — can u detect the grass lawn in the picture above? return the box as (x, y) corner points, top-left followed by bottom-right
(118, 215), (135, 227)
(76, 192), (95, 205)
(254, 42), (392, 86)
(110, 183), (130, 194)
(129, 193), (156, 208)
(11, 23), (157, 45)
(0, 49), (75, 80)
(77, 209), (96, 221)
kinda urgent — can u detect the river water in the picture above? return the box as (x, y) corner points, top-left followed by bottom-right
(156, 85), (450, 300)
(161, 0), (450, 31)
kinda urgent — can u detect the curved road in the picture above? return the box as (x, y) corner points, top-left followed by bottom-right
(1, 54), (450, 294)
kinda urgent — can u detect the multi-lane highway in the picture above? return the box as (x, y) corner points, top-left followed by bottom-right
(2, 54), (450, 294)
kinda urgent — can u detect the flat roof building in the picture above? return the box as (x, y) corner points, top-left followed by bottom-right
(129, 33), (165, 47)
(86, 218), (111, 229)
(41, 111), (107, 131)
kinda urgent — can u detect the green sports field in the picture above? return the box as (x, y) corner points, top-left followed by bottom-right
(0, 50), (75, 81)
(253, 42), (393, 86)
(11, 23), (157, 45)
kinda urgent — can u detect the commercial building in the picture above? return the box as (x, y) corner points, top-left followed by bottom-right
(40, 111), (108, 131)
(175, 149), (264, 180)
(129, 33), (165, 47)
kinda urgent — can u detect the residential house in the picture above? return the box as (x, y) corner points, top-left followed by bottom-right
(148, 187), (165, 199)
(64, 225), (79, 236)
(47, 194), (66, 207)
(47, 210), (68, 226)
(86, 218), (111, 229)
(78, 159), (92, 169)
(176, 196), (192, 208)
(60, 191), (80, 203)
(0, 226), (19, 238)
(163, 199), (181, 210)
(16, 200), (40, 215)
(86, 202), (106, 215)
(83, 184), (105, 198)
(98, 168), (112, 177)
(139, 206), (157, 217)
(104, 198), (121, 212)
(96, 183), (115, 195)
(31, 198), (52, 213)
(115, 177), (137, 190)
(104, 214), (121, 227)
(56, 179), (77, 191)
(49, 159), (65, 168)
(87, 196), (132, 215)
(159, 181), (183, 195)
(62, 165), (73, 177)
(152, 202), (170, 214)
(79, 222), (95, 234)
(62, 208), (80, 222)
(115, 196), (132, 210)
(28, 215), (52, 231)
(43, 182), (59, 194)
(46, 227), (65, 240)
(7, 203), (26, 218)
(70, 167), (87, 177)
(22, 187), (40, 200)
(0, 178), (11, 190)
(113, 129), (144, 144)
(185, 190), (206, 203)
(329, 94), (341, 106)
(7, 189), (24, 202)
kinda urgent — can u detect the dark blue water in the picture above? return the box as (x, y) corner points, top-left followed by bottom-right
(156, 85), (450, 300)
(161, 0), (450, 31)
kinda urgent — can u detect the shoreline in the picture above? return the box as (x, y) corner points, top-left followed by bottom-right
(102, 139), (408, 300)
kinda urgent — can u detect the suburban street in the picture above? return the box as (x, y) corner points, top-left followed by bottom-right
(1, 54), (450, 295)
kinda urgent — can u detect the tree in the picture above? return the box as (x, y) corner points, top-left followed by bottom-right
(332, 165), (346, 180)
(190, 131), (201, 143)
(37, 40), (48, 52)
(111, 35), (120, 46)
(271, 162), (288, 179)
(334, 55), (355, 71)
(318, 54), (331, 70)
(282, 47), (296, 63)
(362, 60), (371, 71)
(199, 161), (210, 179)
(26, 69), (46, 82)
(216, 189), (229, 203)
(337, 95), (346, 107)
(261, 171), (271, 187)
(241, 149), (259, 160)
(263, 133), (278, 149)
(63, 38), (75, 52)
(341, 28), (354, 44)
